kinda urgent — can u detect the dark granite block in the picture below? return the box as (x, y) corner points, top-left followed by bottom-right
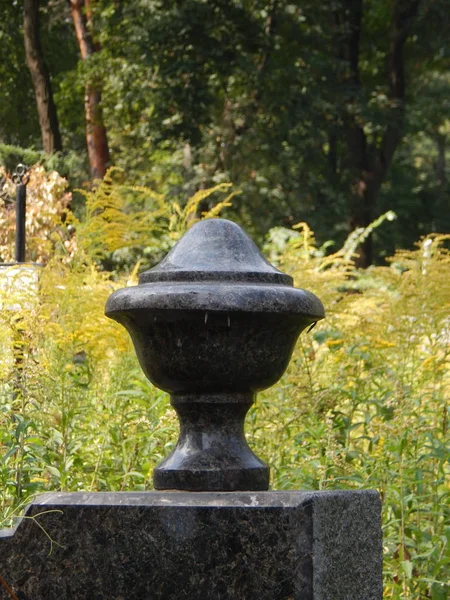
(0, 490), (382, 600)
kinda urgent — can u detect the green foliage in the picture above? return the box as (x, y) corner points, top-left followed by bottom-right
(255, 227), (450, 599)
(86, 0), (449, 252)
(1, 1), (449, 257)
(0, 172), (234, 519)
(0, 144), (87, 189)
(0, 144), (44, 174)
(0, 176), (448, 597)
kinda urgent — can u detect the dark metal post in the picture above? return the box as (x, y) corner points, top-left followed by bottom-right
(12, 164), (29, 264)
(15, 183), (26, 263)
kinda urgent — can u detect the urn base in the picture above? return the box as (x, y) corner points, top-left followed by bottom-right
(153, 392), (270, 491)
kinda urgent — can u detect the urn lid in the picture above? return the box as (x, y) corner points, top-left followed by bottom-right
(139, 218), (291, 285)
(105, 218), (324, 320)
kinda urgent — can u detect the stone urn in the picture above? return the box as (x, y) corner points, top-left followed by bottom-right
(105, 218), (324, 491)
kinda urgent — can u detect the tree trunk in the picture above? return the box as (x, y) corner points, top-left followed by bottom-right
(69, 0), (109, 180)
(435, 133), (446, 190)
(83, 87), (110, 181)
(23, 0), (62, 154)
(327, 133), (338, 174)
(338, 0), (420, 267)
(434, 132), (448, 231)
(337, 0), (374, 266)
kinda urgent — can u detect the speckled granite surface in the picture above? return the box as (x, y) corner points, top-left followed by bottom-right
(0, 490), (382, 599)
(105, 219), (325, 491)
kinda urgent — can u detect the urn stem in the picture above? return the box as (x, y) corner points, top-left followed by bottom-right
(153, 392), (269, 491)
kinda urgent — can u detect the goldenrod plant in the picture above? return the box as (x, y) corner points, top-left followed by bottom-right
(70, 168), (236, 264)
(0, 168), (235, 515)
(255, 228), (450, 600)
(0, 169), (448, 599)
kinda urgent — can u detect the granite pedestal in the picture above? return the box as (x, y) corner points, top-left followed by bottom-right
(0, 490), (382, 599)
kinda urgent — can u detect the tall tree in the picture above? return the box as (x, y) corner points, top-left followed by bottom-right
(69, 0), (109, 180)
(79, 0), (448, 259)
(3, 0), (448, 259)
(337, 0), (421, 266)
(23, 0), (62, 153)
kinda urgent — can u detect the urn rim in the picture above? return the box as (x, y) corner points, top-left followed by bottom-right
(105, 281), (325, 321)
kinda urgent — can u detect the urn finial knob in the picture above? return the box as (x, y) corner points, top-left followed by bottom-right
(105, 219), (324, 491)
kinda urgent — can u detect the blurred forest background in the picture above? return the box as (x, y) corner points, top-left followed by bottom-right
(0, 0), (449, 265)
